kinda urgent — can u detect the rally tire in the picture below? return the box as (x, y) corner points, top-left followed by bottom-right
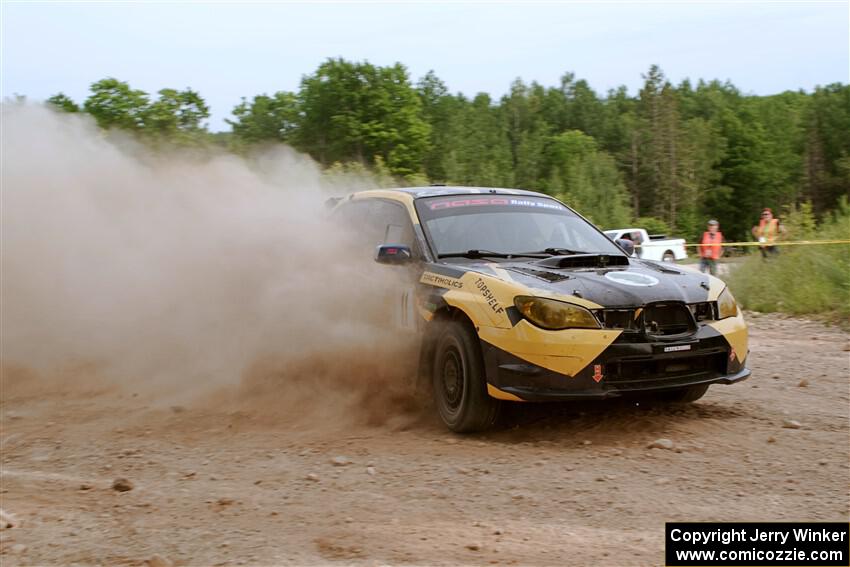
(658, 383), (710, 403)
(432, 321), (501, 432)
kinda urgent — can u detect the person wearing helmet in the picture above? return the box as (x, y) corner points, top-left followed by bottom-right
(699, 219), (723, 275)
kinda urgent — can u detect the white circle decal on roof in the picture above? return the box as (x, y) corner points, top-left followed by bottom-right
(604, 271), (660, 287)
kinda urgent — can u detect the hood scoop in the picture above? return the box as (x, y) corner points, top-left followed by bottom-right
(506, 266), (572, 282)
(534, 254), (629, 270)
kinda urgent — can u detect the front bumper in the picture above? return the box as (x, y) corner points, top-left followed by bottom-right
(482, 325), (750, 401)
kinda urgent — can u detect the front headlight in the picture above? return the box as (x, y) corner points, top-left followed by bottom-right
(717, 287), (739, 319)
(514, 296), (600, 330)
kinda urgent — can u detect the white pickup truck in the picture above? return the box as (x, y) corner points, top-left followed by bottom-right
(604, 228), (688, 262)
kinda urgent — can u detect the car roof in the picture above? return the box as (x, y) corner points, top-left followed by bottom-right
(357, 186), (552, 200)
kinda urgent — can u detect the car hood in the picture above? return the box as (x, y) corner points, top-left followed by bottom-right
(482, 258), (714, 308)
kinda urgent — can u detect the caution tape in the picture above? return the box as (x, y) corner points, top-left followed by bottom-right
(636, 239), (850, 248)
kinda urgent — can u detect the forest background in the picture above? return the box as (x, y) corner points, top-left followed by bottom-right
(41, 59), (850, 243)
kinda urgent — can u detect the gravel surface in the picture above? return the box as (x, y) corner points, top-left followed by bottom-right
(1, 314), (848, 566)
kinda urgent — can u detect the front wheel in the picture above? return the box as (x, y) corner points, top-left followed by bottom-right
(656, 383), (710, 403)
(432, 321), (501, 432)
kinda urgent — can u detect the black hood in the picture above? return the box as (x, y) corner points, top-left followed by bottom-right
(495, 258), (713, 308)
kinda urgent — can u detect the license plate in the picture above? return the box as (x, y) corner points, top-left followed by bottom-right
(663, 344), (692, 353)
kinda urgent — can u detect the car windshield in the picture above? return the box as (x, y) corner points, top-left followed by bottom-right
(414, 195), (624, 258)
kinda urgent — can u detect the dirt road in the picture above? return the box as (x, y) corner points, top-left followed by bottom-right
(1, 314), (848, 566)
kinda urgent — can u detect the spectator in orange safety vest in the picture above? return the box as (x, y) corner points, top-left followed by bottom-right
(751, 208), (785, 259)
(698, 219), (723, 276)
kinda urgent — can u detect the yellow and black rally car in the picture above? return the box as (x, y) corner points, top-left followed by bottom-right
(332, 187), (749, 432)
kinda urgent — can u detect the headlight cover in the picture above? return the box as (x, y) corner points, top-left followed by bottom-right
(717, 287), (739, 319)
(514, 296), (600, 330)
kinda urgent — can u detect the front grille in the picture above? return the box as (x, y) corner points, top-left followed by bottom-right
(605, 351), (727, 389)
(642, 302), (696, 337)
(598, 302), (698, 337)
(598, 308), (639, 331)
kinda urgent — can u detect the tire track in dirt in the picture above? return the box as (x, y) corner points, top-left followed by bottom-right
(1, 314), (848, 566)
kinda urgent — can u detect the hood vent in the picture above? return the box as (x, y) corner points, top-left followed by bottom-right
(534, 254), (629, 270)
(641, 260), (684, 275)
(506, 266), (572, 282)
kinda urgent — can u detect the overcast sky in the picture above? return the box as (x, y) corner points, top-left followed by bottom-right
(2, 1), (848, 131)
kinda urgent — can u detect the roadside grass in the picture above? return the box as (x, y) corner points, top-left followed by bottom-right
(726, 200), (850, 324)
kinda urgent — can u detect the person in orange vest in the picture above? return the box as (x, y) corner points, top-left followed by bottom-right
(751, 208), (785, 259)
(698, 219), (723, 275)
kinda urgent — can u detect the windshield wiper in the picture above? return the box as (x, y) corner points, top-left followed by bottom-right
(438, 250), (548, 259)
(519, 247), (591, 256)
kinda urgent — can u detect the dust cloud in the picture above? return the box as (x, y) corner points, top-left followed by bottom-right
(1, 104), (418, 419)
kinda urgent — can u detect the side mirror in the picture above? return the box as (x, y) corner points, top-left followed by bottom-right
(616, 238), (635, 256)
(375, 244), (413, 265)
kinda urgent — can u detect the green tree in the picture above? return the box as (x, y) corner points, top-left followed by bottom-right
(296, 58), (431, 176)
(803, 84), (850, 214)
(560, 75), (605, 139)
(46, 92), (80, 113)
(78, 79), (212, 146)
(228, 91), (300, 144)
(145, 88), (210, 136)
(416, 70), (459, 182)
(500, 80), (551, 189)
(541, 130), (631, 226)
(633, 216), (672, 236)
(443, 93), (514, 187)
(708, 106), (783, 241)
(83, 78), (150, 130)
(637, 66), (684, 226)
